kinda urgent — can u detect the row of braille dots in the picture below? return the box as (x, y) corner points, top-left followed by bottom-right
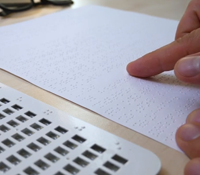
(5, 18), (63, 48)
(35, 38), (114, 74)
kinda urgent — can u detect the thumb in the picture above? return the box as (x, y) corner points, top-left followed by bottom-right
(127, 28), (200, 78)
(175, 53), (200, 84)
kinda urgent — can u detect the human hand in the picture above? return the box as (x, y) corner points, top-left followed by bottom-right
(127, 0), (200, 174)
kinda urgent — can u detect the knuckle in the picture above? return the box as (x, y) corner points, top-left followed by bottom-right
(188, 0), (200, 9)
(176, 29), (200, 45)
(175, 37), (184, 45)
(175, 28), (200, 55)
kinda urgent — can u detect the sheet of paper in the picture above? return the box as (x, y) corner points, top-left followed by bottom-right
(0, 5), (199, 151)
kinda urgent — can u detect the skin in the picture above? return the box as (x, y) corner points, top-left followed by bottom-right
(126, 0), (200, 174)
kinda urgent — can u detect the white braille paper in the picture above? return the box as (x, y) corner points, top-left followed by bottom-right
(0, 5), (199, 151)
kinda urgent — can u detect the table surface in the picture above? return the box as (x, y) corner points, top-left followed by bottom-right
(0, 0), (191, 174)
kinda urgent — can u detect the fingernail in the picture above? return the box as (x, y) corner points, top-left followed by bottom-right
(177, 56), (200, 77)
(180, 124), (200, 141)
(185, 159), (200, 175)
(190, 110), (200, 124)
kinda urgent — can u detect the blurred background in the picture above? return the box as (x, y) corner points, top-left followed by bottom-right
(0, 0), (191, 26)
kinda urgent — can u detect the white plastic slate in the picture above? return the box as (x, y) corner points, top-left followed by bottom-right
(0, 83), (161, 175)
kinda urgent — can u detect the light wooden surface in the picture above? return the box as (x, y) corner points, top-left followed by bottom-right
(0, 0), (191, 174)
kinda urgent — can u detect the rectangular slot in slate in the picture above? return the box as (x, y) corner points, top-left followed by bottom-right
(3, 108), (14, 115)
(63, 140), (77, 150)
(30, 123), (43, 131)
(7, 155), (21, 165)
(104, 161), (120, 172)
(44, 153), (59, 163)
(112, 155), (128, 164)
(17, 149), (31, 158)
(82, 150), (97, 160)
(63, 164), (79, 175)
(2, 139), (15, 148)
(27, 143), (41, 152)
(0, 98), (10, 104)
(0, 146), (5, 153)
(21, 128), (34, 136)
(7, 120), (19, 127)
(12, 104), (23, 111)
(54, 146), (69, 156)
(24, 167), (39, 175)
(72, 135), (86, 143)
(46, 131), (59, 140)
(35, 159), (49, 170)
(95, 168), (111, 175)
(12, 133), (25, 142)
(25, 111), (36, 118)
(16, 115), (28, 123)
(37, 137), (51, 146)
(54, 172), (65, 175)
(0, 162), (10, 173)
(0, 113), (5, 119)
(73, 157), (89, 167)
(91, 144), (106, 154)
(0, 125), (10, 132)
(39, 118), (51, 126)
(55, 126), (68, 134)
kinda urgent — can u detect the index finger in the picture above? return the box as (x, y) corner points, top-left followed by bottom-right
(126, 29), (200, 77)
